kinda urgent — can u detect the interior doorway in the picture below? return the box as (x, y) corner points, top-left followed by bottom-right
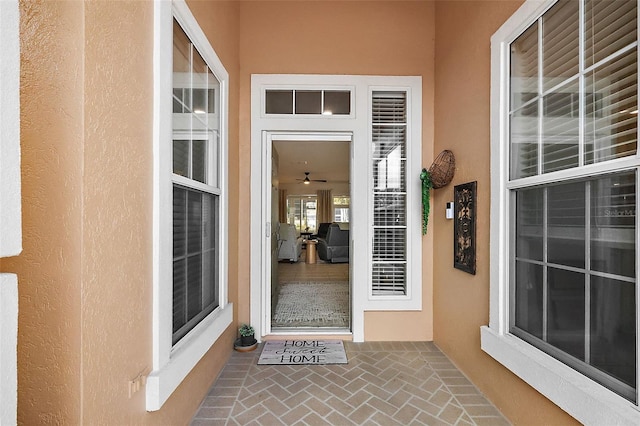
(268, 136), (352, 332)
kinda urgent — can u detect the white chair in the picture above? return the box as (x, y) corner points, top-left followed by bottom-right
(277, 223), (303, 262)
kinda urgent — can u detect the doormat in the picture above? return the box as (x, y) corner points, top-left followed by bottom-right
(258, 340), (348, 365)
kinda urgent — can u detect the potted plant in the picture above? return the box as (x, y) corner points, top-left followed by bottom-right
(238, 324), (255, 346)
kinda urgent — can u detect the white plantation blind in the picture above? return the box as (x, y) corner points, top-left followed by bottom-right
(585, 0), (637, 67)
(509, 0), (638, 180)
(371, 91), (407, 295)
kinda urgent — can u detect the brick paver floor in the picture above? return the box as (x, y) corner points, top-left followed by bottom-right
(190, 341), (510, 426)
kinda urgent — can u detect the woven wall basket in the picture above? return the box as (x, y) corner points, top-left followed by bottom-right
(428, 150), (455, 189)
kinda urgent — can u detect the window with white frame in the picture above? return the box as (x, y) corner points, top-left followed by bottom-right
(286, 196), (316, 233)
(171, 19), (221, 345)
(148, 0), (231, 411)
(484, 0), (639, 422)
(264, 89), (352, 115)
(333, 196), (350, 222)
(371, 91), (408, 296)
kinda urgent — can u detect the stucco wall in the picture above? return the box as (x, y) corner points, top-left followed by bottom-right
(239, 0), (436, 341)
(5, 0), (240, 423)
(10, 1), (84, 421)
(432, 1), (577, 424)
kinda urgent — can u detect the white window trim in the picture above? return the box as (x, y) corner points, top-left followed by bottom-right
(250, 75), (422, 343)
(147, 0), (231, 411)
(0, 2), (20, 424)
(482, 0), (640, 424)
(0, 0), (21, 258)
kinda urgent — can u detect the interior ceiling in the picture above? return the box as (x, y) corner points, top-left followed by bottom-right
(274, 140), (350, 184)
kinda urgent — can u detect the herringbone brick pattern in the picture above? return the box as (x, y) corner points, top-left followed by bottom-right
(191, 342), (510, 426)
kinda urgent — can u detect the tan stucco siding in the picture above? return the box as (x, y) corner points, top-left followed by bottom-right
(432, 1), (577, 424)
(6, 0), (240, 423)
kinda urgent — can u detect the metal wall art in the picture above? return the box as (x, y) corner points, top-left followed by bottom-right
(454, 181), (477, 275)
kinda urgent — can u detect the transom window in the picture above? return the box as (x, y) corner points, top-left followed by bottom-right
(265, 89), (351, 115)
(508, 0), (637, 405)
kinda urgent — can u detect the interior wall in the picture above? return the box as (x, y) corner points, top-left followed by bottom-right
(6, 0), (240, 423)
(432, 1), (577, 424)
(239, 0), (435, 341)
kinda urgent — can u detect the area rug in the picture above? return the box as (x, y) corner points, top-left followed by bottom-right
(272, 281), (349, 328)
(258, 340), (348, 365)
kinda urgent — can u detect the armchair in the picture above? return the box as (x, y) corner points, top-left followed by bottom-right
(317, 223), (350, 263)
(277, 223), (303, 262)
(311, 222), (331, 240)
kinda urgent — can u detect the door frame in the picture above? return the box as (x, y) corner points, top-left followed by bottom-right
(262, 131), (353, 337)
(250, 74), (424, 343)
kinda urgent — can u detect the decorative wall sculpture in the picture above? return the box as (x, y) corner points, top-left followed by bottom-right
(454, 181), (477, 275)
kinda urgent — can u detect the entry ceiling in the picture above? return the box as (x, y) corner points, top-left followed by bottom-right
(273, 140), (350, 184)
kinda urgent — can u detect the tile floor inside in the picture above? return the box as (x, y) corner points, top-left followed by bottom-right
(190, 341), (510, 426)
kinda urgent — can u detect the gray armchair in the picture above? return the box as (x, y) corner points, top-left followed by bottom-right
(311, 222), (331, 240)
(317, 223), (349, 263)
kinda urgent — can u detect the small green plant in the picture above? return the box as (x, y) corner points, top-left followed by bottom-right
(238, 324), (254, 337)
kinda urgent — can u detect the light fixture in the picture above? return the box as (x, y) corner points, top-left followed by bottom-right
(297, 171), (327, 185)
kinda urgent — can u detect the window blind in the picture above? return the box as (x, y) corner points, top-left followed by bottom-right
(172, 186), (219, 345)
(509, 0), (638, 180)
(585, 0), (637, 68)
(371, 91), (407, 296)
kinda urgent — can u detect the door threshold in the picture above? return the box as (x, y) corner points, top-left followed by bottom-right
(263, 329), (352, 341)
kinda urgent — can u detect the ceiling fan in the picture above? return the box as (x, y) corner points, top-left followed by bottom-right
(297, 171), (327, 184)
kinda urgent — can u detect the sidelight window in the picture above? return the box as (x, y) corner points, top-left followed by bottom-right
(371, 91), (408, 296)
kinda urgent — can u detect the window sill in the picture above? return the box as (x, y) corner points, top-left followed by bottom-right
(146, 303), (233, 411)
(480, 326), (639, 424)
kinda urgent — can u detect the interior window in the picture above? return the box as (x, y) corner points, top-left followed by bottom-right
(287, 196), (317, 233)
(333, 196), (350, 222)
